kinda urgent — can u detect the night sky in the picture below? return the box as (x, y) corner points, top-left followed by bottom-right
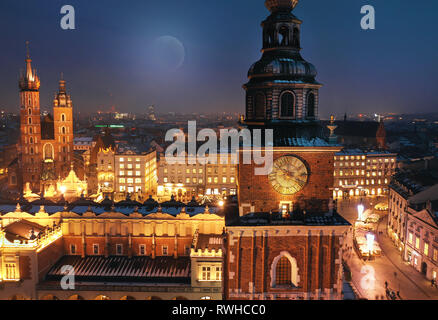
(0, 0), (437, 117)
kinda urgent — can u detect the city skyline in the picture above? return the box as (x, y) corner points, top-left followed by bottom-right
(0, 0), (437, 117)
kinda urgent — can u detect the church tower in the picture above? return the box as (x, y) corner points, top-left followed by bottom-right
(53, 76), (74, 179)
(19, 42), (42, 192)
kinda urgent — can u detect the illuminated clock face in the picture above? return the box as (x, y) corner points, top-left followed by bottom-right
(268, 156), (308, 195)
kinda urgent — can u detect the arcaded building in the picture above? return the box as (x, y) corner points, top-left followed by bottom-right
(0, 199), (224, 300)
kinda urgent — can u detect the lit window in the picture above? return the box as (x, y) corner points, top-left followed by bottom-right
(408, 233), (413, 244)
(415, 237), (420, 249)
(116, 244), (123, 255)
(136, 171), (141, 176)
(424, 243), (429, 256)
(119, 157), (124, 162)
(119, 178), (125, 183)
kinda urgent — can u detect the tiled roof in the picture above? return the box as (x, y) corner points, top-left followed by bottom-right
(46, 256), (191, 284)
(227, 211), (350, 227)
(195, 234), (223, 251)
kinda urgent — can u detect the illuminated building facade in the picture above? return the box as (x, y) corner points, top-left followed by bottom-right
(388, 172), (438, 281)
(114, 150), (157, 201)
(0, 202), (224, 300)
(157, 154), (237, 202)
(333, 149), (397, 199)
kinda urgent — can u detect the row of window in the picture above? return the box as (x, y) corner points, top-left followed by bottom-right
(251, 91), (316, 120)
(70, 244), (191, 256)
(338, 179), (389, 186)
(335, 170), (391, 177)
(163, 176), (236, 185)
(408, 232), (438, 261)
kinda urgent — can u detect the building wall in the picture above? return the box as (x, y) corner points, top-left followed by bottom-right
(224, 226), (347, 300)
(333, 152), (397, 198)
(238, 148), (336, 214)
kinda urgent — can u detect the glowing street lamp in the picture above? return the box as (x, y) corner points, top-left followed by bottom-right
(60, 185), (66, 194)
(366, 233), (375, 257)
(218, 200), (224, 207)
(357, 204), (365, 221)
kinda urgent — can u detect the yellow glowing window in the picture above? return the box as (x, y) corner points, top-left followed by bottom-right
(408, 233), (413, 244)
(424, 243), (429, 256)
(416, 237), (420, 249)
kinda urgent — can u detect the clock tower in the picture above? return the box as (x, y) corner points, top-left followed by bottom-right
(224, 0), (350, 301)
(237, 0), (341, 215)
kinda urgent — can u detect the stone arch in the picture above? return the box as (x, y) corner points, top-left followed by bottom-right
(145, 296), (162, 300)
(40, 294), (59, 300)
(293, 27), (300, 47)
(67, 294), (84, 300)
(279, 25), (290, 46)
(280, 90), (295, 118)
(270, 251), (300, 288)
(94, 295), (111, 300)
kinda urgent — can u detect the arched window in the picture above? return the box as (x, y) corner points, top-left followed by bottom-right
(44, 143), (54, 160)
(29, 127), (33, 134)
(30, 147), (34, 155)
(276, 256), (292, 285)
(61, 126), (66, 134)
(279, 26), (290, 46)
(270, 251), (299, 288)
(28, 117), (32, 125)
(61, 114), (66, 122)
(28, 108), (32, 115)
(29, 137), (33, 144)
(280, 91), (295, 118)
(307, 92), (315, 118)
(254, 93), (265, 119)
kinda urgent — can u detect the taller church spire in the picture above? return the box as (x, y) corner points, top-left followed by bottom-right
(19, 41), (40, 91)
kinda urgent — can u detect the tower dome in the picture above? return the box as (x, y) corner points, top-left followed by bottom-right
(265, 0), (298, 12)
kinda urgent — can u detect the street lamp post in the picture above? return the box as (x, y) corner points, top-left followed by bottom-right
(357, 204), (365, 222)
(366, 232), (375, 260)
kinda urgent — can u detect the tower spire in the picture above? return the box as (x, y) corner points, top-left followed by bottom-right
(19, 41), (40, 91)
